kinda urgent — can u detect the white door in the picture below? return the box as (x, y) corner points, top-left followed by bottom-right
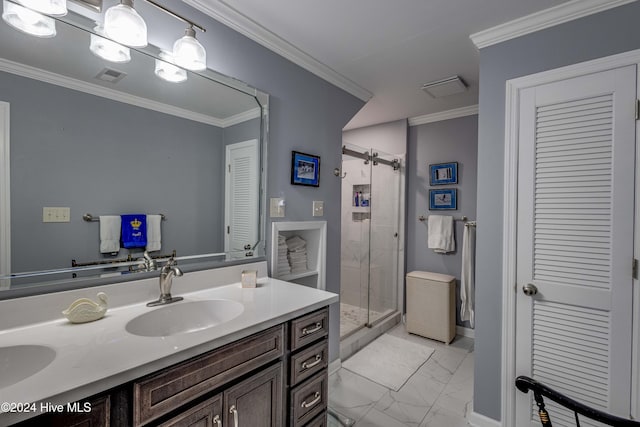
(515, 66), (636, 426)
(0, 101), (10, 289)
(224, 139), (259, 255)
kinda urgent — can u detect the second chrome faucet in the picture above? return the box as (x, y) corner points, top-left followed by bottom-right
(147, 257), (184, 307)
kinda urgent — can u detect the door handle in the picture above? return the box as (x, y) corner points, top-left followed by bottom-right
(522, 283), (538, 296)
(230, 405), (238, 427)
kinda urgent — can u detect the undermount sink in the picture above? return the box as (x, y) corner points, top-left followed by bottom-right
(126, 300), (244, 337)
(0, 345), (56, 388)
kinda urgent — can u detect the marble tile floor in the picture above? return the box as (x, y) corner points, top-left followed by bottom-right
(329, 323), (474, 427)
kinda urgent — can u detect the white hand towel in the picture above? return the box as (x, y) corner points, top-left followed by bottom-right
(427, 215), (455, 254)
(146, 215), (162, 252)
(460, 223), (476, 327)
(99, 216), (121, 254)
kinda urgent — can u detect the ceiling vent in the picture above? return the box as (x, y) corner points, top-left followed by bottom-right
(422, 76), (468, 98)
(95, 67), (126, 84)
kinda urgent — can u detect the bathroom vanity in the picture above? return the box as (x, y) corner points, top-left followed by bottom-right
(0, 262), (337, 426)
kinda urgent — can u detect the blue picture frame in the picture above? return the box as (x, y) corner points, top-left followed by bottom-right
(291, 151), (320, 187)
(430, 162), (458, 185)
(429, 188), (457, 210)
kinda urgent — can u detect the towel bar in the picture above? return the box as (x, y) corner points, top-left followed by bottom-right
(418, 215), (472, 223)
(83, 213), (166, 222)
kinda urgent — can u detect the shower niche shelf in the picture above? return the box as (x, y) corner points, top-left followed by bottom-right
(271, 221), (327, 290)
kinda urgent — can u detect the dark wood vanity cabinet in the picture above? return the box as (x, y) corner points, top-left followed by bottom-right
(287, 307), (329, 427)
(14, 306), (330, 427)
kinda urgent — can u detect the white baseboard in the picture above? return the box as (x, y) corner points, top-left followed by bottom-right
(456, 325), (475, 339)
(329, 358), (342, 375)
(469, 411), (501, 427)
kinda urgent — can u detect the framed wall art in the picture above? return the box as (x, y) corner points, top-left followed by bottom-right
(291, 151), (320, 187)
(429, 188), (457, 210)
(429, 162), (458, 185)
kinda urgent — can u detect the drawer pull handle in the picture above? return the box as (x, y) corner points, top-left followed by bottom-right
(213, 414), (221, 427)
(301, 391), (321, 409)
(302, 322), (322, 336)
(230, 405), (239, 427)
(302, 354), (322, 370)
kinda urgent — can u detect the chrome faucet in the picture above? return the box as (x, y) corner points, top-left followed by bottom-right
(135, 250), (157, 272)
(147, 257), (184, 307)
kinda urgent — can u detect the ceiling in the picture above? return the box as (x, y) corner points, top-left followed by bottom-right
(191, 0), (573, 129)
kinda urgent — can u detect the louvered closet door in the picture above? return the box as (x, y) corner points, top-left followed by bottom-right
(515, 65), (636, 427)
(225, 140), (259, 255)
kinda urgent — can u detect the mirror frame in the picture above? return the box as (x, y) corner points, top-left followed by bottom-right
(0, 8), (269, 299)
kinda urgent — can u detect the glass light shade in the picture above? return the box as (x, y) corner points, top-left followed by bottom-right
(155, 52), (187, 83)
(15, 0), (67, 16)
(90, 26), (131, 63)
(173, 28), (206, 71)
(103, 2), (147, 48)
(2, 0), (56, 37)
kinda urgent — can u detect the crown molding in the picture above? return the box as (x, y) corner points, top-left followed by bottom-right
(0, 58), (233, 127)
(470, 0), (636, 49)
(221, 107), (261, 127)
(183, 0), (373, 102)
(408, 104), (478, 126)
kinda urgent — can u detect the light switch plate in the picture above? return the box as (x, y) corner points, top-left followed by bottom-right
(43, 207), (70, 222)
(270, 198), (285, 217)
(312, 201), (324, 217)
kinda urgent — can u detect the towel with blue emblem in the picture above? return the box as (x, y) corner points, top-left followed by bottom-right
(121, 214), (147, 248)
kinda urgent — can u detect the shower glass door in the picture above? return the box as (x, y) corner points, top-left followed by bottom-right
(367, 148), (400, 326)
(340, 144), (371, 337)
(340, 144), (400, 338)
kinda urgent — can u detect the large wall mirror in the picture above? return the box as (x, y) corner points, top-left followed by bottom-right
(0, 0), (268, 297)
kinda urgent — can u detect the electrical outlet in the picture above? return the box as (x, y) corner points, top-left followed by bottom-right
(270, 198), (285, 217)
(43, 207), (70, 223)
(312, 201), (324, 217)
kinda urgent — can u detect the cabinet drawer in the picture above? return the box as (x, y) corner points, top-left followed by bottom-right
(290, 371), (327, 427)
(290, 339), (328, 386)
(290, 308), (329, 351)
(157, 394), (222, 427)
(305, 411), (327, 427)
(134, 325), (284, 426)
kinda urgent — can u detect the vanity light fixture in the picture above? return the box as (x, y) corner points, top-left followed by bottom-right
(15, 0), (66, 16)
(90, 25), (131, 63)
(2, 0), (56, 37)
(173, 25), (206, 71)
(103, 0), (147, 48)
(154, 51), (187, 83)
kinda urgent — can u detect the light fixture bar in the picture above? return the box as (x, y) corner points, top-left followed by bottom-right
(143, 0), (205, 33)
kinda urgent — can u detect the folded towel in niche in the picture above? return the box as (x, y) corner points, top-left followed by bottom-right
(121, 214), (147, 249)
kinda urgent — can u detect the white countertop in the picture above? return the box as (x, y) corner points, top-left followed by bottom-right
(0, 263), (338, 425)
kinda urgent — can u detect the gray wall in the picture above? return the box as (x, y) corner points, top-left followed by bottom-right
(124, 1), (366, 362)
(4, 70), (227, 272)
(407, 115), (477, 329)
(475, 3), (640, 421)
(343, 119), (408, 155)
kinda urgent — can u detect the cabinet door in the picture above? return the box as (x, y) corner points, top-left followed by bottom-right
(51, 395), (110, 427)
(158, 394), (222, 427)
(224, 363), (282, 427)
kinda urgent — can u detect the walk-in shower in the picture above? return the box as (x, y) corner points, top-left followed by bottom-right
(339, 143), (402, 341)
